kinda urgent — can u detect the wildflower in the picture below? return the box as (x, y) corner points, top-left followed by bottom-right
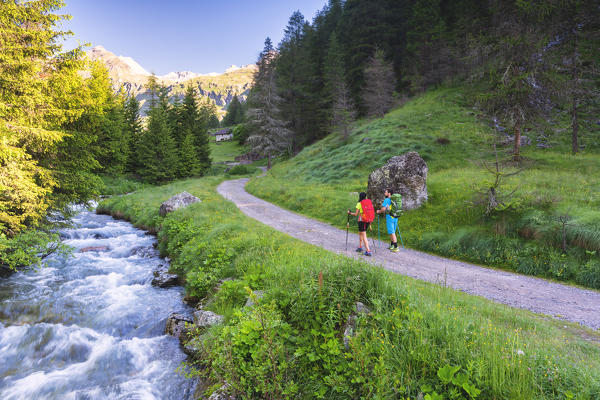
(517, 349), (525, 356)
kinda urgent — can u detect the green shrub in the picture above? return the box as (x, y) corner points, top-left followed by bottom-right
(210, 280), (248, 312)
(232, 123), (250, 145)
(226, 164), (256, 175)
(203, 300), (299, 398)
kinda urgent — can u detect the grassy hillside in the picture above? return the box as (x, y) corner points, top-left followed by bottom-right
(98, 175), (600, 399)
(247, 88), (600, 289)
(209, 138), (247, 164)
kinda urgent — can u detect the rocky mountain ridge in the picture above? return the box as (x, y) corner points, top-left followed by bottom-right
(88, 45), (256, 114)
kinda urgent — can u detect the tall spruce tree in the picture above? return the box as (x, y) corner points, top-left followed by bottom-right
(135, 85), (179, 182)
(194, 96), (213, 175)
(124, 96), (143, 173)
(540, 0), (600, 154)
(137, 105), (179, 183)
(276, 11), (321, 146)
(222, 95), (244, 126)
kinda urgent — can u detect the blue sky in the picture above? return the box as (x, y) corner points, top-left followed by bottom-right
(60, 0), (327, 75)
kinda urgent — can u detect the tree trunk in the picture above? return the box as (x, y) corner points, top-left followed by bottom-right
(513, 118), (521, 162)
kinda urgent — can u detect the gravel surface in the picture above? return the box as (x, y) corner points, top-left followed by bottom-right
(217, 177), (600, 330)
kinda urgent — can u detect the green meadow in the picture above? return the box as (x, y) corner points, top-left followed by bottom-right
(246, 88), (600, 289)
(98, 175), (600, 399)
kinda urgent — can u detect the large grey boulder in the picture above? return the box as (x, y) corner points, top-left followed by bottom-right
(158, 192), (201, 217)
(367, 152), (428, 210)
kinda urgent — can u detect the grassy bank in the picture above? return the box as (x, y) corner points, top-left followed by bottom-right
(209, 137), (247, 163)
(246, 88), (600, 289)
(98, 175), (600, 399)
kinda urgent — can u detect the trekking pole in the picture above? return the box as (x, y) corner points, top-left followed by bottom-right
(377, 214), (380, 248)
(396, 224), (405, 248)
(345, 213), (350, 251)
(369, 223), (376, 254)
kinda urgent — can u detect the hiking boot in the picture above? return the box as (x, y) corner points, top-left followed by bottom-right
(364, 251), (372, 256)
(390, 247), (400, 252)
(355, 247), (363, 253)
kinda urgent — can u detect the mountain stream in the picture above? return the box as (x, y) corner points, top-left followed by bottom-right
(0, 208), (195, 399)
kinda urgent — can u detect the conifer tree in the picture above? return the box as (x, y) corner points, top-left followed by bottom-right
(223, 95), (244, 126)
(247, 38), (294, 161)
(99, 102), (129, 175)
(178, 133), (200, 177)
(194, 96), (214, 175)
(124, 96), (143, 173)
(137, 104), (179, 183)
(276, 11), (321, 145)
(363, 49), (397, 118)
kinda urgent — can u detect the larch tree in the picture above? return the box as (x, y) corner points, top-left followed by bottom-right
(324, 33), (356, 140)
(363, 49), (397, 118)
(0, 0), (90, 234)
(247, 38), (294, 165)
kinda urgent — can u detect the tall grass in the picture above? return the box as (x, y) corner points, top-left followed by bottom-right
(99, 176), (600, 399)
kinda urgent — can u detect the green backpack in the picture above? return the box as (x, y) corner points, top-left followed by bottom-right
(389, 193), (403, 218)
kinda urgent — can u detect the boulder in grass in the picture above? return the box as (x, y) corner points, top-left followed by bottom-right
(193, 309), (224, 328)
(158, 192), (201, 217)
(366, 152), (428, 211)
(343, 302), (371, 349)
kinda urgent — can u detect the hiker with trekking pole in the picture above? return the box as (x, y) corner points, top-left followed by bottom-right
(347, 192), (375, 256)
(376, 189), (403, 252)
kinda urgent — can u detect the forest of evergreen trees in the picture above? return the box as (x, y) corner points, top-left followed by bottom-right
(245, 0), (599, 160)
(0, 0), (216, 272)
(1, 0), (599, 272)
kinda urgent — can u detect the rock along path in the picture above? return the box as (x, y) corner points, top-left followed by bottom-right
(217, 177), (600, 331)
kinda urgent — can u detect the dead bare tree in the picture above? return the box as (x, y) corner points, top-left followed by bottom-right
(363, 49), (397, 118)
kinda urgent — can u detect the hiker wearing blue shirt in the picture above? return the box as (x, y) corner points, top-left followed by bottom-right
(376, 189), (399, 252)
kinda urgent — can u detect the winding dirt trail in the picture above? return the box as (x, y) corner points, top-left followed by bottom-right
(217, 177), (600, 330)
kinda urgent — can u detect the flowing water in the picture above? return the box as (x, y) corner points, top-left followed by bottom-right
(0, 208), (196, 399)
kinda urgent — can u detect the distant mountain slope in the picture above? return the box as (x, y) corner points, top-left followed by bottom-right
(88, 45), (256, 114)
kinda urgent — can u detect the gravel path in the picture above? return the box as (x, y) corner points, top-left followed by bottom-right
(217, 177), (600, 330)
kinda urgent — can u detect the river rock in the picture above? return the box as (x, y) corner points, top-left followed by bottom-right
(208, 384), (237, 400)
(151, 264), (179, 288)
(165, 313), (193, 340)
(79, 246), (109, 253)
(158, 192), (201, 217)
(129, 245), (158, 258)
(193, 309), (224, 328)
(343, 302), (371, 349)
(366, 152), (428, 210)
